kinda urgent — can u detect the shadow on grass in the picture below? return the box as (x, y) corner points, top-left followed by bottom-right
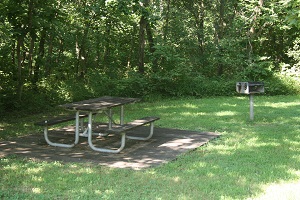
(0, 95), (300, 199)
(136, 95), (300, 199)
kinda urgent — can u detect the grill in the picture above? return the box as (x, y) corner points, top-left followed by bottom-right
(236, 81), (264, 120)
(236, 82), (264, 94)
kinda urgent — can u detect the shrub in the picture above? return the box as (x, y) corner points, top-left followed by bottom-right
(1, 69), (299, 114)
(265, 73), (300, 95)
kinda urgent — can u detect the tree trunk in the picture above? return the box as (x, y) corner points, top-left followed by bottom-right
(145, 21), (158, 72)
(163, 0), (171, 41)
(248, 0), (264, 62)
(33, 28), (46, 87)
(57, 38), (63, 74)
(11, 42), (15, 65)
(138, 0), (151, 74)
(78, 26), (89, 78)
(103, 19), (112, 76)
(27, 0), (35, 79)
(46, 33), (53, 77)
(138, 15), (146, 74)
(16, 36), (24, 101)
(214, 0), (226, 76)
(28, 35), (36, 77)
(195, 1), (205, 55)
(182, 0), (205, 56)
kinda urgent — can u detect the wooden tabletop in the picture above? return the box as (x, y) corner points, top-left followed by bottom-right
(60, 96), (140, 111)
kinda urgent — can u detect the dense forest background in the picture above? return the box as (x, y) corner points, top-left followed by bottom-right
(0, 0), (300, 113)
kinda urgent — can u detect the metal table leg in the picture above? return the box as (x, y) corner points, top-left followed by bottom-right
(88, 111), (126, 153)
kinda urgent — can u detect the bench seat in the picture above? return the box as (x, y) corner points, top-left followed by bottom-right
(35, 113), (160, 153)
(34, 113), (91, 126)
(106, 116), (160, 134)
(34, 113), (96, 148)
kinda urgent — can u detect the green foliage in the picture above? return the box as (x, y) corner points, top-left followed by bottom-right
(0, 0), (300, 114)
(283, 0), (300, 28)
(239, 56), (274, 81)
(265, 73), (300, 95)
(1, 69), (299, 114)
(149, 71), (236, 98)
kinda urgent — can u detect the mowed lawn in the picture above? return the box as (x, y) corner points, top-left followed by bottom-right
(1, 95), (300, 199)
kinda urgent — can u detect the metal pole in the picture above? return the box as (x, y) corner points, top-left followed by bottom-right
(249, 94), (254, 120)
(108, 108), (112, 130)
(120, 105), (124, 125)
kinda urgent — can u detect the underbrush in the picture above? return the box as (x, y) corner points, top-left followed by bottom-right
(0, 71), (299, 114)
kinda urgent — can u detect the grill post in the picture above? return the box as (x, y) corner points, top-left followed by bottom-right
(249, 94), (254, 120)
(236, 82), (264, 121)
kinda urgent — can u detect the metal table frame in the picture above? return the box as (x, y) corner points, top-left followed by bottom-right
(55, 96), (139, 152)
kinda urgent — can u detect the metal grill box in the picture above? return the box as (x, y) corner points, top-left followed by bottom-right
(236, 82), (264, 94)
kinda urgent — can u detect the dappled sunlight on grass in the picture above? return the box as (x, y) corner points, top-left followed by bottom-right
(180, 110), (238, 117)
(262, 101), (300, 108)
(221, 102), (238, 107)
(182, 102), (199, 108)
(214, 111), (238, 116)
(32, 187), (42, 194)
(254, 180), (300, 200)
(1, 95), (300, 199)
(180, 111), (207, 116)
(244, 137), (281, 148)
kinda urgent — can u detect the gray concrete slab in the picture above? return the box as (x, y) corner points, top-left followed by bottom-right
(0, 125), (219, 170)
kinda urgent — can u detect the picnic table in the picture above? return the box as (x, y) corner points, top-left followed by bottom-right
(35, 96), (160, 153)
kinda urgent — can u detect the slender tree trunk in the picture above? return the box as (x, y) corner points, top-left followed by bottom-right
(33, 28), (46, 86)
(46, 33), (53, 77)
(182, 0), (205, 56)
(16, 36), (24, 101)
(195, 1), (205, 55)
(57, 38), (63, 73)
(163, 0), (170, 41)
(145, 21), (158, 72)
(78, 26), (89, 78)
(75, 34), (80, 76)
(138, 0), (151, 74)
(96, 33), (101, 69)
(248, 0), (264, 62)
(11, 42), (15, 65)
(138, 15), (146, 74)
(27, 0), (35, 79)
(214, 0), (226, 76)
(127, 25), (137, 69)
(103, 19), (112, 76)
(28, 35), (35, 77)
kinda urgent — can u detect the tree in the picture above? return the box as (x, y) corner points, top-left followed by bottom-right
(0, 0), (299, 112)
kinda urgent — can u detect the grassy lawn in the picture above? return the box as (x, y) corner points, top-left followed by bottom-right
(1, 95), (300, 199)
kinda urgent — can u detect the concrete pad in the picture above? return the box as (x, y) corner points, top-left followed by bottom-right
(0, 125), (219, 170)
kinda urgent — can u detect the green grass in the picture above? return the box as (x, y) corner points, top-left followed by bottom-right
(1, 95), (300, 199)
